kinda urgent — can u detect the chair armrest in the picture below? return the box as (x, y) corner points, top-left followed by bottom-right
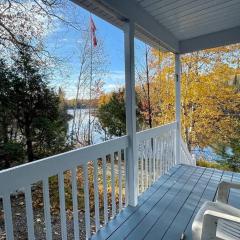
(201, 209), (240, 240)
(216, 181), (240, 203)
(204, 209), (240, 223)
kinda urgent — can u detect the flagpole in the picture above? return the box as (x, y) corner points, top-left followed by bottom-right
(88, 14), (93, 145)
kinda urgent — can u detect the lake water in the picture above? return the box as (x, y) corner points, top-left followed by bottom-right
(68, 109), (222, 162)
(67, 108), (105, 144)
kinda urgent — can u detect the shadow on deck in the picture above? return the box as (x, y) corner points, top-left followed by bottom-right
(92, 164), (240, 240)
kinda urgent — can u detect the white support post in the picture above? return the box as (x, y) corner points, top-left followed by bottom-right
(124, 20), (138, 207)
(175, 54), (181, 164)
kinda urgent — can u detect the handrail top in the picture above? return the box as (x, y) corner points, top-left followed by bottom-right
(0, 135), (128, 193)
(0, 121), (179, 194)
(136, 121), (177, 142)
(0, 135), (128, 174)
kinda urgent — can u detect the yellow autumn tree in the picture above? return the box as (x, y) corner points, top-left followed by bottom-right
(137, 44), (240, 152)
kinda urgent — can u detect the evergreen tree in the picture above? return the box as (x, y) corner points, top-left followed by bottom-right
(98, 90), (126, 137)
(0, 47), (70, 167)
(0, 60), (25, 168)
(97, 89), (144, 138)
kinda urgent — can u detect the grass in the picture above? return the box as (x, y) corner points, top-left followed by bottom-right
(196, 159), (232, 171)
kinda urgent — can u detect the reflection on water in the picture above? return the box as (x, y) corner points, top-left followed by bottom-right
(67, 108), (105, 144)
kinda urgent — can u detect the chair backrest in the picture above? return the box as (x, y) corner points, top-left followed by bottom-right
(217, 219), (240, 240)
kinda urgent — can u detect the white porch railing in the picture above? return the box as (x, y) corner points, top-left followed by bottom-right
(180, 137), (196, 166)
(136, 121), (194, 195)
(0, 122), (194, 240)
(137, 122), (176, 195)
(0, 136), (128, 240)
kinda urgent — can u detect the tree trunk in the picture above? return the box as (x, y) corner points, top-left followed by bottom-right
(26, 139), (34, 162)
(25, 125), (34, 162)
(4, 155), (11, 169)
(2, 113), (9, 143)
(145, 46), (152, 129)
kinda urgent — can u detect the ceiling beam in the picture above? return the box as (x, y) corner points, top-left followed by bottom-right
(179, 26), (240, 54)
(75, 0), (179, 52)
(100, 0), (179, 52)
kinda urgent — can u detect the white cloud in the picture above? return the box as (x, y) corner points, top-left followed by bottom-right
(103, 70), (125, 92)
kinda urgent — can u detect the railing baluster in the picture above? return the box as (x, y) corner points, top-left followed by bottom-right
(160, 137), (163, 175)
(147, 140), (150, 187)
(165, 137), (168, 171)
(142, 142), (145, 191)
(137, 152), (140, 197)
(111, 153), (116, 217)
(163, 137), (166, 174)
(83, 164), (91, 239)
(102, 155), (108, 224)
(2, 194), (14, 240)
(155, 138), (158, 178)
(149, 139), (152, 186)
(25, 185), (35, 240)
(168, 134), (170, 170)
(140, 145), (144, 193)
(172, 130), (175, 167)
(169, 132), (172, 169)
(144, 140), (148, 189)
(157, 137), (161, 177)
(71, 167), (80, 239)
(153, 137), (156, 181)
(58, 172), (67, 240)
(43, 178), (52, 240)
(93, 160), (100, 232)
(118, 149), (123, 211)
(174, 128), (177, 164)
(169, 133), (172, 170)
(169, 131), (172, 168)
(167, 135), (170, 171)
(171, 131), (173, 168)
(124, 149), (128, 207)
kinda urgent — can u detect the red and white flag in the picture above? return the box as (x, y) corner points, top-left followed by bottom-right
(90, 16), (97, 47)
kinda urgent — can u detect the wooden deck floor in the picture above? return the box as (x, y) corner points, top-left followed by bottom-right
(91, 164), (240, 240)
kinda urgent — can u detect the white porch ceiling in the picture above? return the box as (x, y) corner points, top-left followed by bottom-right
(74, 0), (240, 53)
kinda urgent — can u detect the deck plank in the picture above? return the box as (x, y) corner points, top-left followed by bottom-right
(91, 165), (183, 240)
(161, 168), (215, 240)
(91, 165), (240, 240)
(141, 168), (206, 240)
(106, 166), (195, 240)
(228, 172), (240, 209)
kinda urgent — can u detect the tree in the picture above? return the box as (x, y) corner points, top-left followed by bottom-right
(137, 50), (176, 127)
(0, 59), (25, 168)
(98, 90), (126, 137)
(0, 0), (84, 56)
(136, 45), (155, 128)
(148, 45), (240, 159)
(70, 28), (106, 146)
(180, 47), (240, 151)
(97, 89), (144, 138)
(131, 43), (240, 170)
(0, 47), (70, 165)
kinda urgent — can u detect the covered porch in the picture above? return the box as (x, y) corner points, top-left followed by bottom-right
(0, 0), (240, 239)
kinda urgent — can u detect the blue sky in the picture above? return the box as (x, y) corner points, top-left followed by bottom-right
(44, 1), (146, 99)
(43, 2), (122, 98)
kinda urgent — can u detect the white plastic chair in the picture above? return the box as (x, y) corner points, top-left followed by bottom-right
(192, 181), (240, 240)
(216, 181), (240, 204)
